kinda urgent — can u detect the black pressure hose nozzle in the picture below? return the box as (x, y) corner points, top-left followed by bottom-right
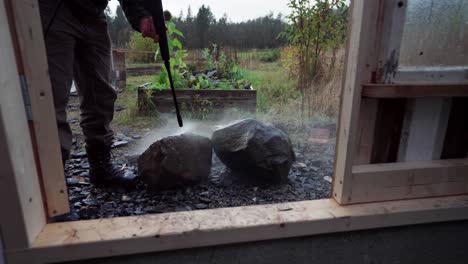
(146, 0), (183, 127)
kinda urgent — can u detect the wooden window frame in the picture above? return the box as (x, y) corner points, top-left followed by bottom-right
(1, 0), (467, 263)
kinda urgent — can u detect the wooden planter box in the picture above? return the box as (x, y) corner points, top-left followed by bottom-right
(127, 66), (162, 76)
(138, 87), (257, 115)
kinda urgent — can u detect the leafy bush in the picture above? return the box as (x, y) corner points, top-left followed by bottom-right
(128, 32), (158, 64)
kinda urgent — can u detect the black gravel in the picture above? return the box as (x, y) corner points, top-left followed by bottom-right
(64, 129), (335, 220)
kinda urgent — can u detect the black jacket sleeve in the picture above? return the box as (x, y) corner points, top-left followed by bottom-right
(118, 0), (151, 32)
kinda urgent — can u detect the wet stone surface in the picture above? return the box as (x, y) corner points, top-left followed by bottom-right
(65, 130), (335, 220)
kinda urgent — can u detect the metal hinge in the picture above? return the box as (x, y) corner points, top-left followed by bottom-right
(19, 74), (33, 121)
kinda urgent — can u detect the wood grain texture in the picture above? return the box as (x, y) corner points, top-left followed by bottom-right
(362, 84), (468, 98)
(332, 0), (381, 204)
(139, 89), (257, 113)
(350, 159), (468, 203)
(8, 0), (69, 217)
(0, 0), (46, 250)
(7, 196), (468, 263)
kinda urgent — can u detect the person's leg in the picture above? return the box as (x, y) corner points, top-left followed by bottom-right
(74, 17), (136, 187)
(39, 0), (80, 161)
(73, 18), (116, 148)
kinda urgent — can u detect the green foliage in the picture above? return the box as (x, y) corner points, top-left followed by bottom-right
(151, 21), (189, 90)
(106, 6), (132, 48)
(128, 32), (159, 64)
(281, 0), (348, 118)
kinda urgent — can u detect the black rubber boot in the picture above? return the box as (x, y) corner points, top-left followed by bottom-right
(86, 143), (138, 188)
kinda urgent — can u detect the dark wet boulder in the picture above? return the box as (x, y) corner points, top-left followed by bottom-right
(138, 133), (212, 190)
(212, 119), (295, 183)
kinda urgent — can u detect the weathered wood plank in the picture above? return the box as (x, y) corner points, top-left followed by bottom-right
(7, 196), (468, 263)
(139, 89), (257, 114)
(362, 84), (468, 98)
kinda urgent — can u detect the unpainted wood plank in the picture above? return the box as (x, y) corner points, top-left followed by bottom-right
(375, 0), (408, 84)
(7, 196), (468, 263)
(333, 0), (382, 204)
(350, 159), (468, 203)
(362, 84), (468, 98)
(9, 0), (69, 217)
(0, 0), (46, 250)
(354, 99), (378, 165)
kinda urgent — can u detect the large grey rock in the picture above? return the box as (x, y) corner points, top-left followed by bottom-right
(212, 119), (295, 183)
(138, 133), (212, 190)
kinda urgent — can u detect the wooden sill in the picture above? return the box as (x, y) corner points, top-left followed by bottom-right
(7, 196), (468, 263)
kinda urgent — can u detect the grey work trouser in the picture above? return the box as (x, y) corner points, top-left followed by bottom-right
(39, 1), (116, 156)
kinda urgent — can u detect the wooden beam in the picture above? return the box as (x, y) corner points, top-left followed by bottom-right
(354, 99), (378, 164)
(0, 0), (46, 250)
(362, 84), (468, 98)
(7, 196), (468, 263)
(8, 0), (69, 217)
(350, 159), (468, 204)
(333, 0), (382, 204)
(375, 0), (408, 84)
(352, 0), (408, 166)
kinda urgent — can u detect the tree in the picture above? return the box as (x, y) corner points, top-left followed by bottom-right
(195, 5), (215, 48)
(106, 5), (133, 48)
(282, 0), (347, 119)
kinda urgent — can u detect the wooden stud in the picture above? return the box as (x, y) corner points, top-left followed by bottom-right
(0, 0), (46, 250)
(7, 196), (468, 263)
(333, 0), (382, 204)
(362, 84), (468, 98)
(375, 0), (408, 84)
(354, 99), (378, 164)
(7, 0), (69, 217)
(352, 0), (408, 166)
(350, 159), (468, 203)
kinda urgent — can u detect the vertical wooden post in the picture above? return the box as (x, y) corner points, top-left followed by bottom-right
(0, 0), (46, 250)
(352, 0), (409, 165)
(113, 50), (127, 91)
(333, 0), (382, 204)
(7, 0), (69, 217)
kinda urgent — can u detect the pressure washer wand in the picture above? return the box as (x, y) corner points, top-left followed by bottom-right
(146, 0), (183, 127)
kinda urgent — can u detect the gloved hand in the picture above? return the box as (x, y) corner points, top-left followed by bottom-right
(139, 17), (159, 43)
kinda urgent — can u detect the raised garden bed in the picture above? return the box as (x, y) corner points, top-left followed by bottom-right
(127, 65), (162, 76)
(138, 87), (257, 115)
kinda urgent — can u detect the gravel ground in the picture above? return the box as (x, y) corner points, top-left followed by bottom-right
(65, 97), (336, 220)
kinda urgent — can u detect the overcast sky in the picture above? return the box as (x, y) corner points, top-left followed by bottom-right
(108, 0), (291, 22)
